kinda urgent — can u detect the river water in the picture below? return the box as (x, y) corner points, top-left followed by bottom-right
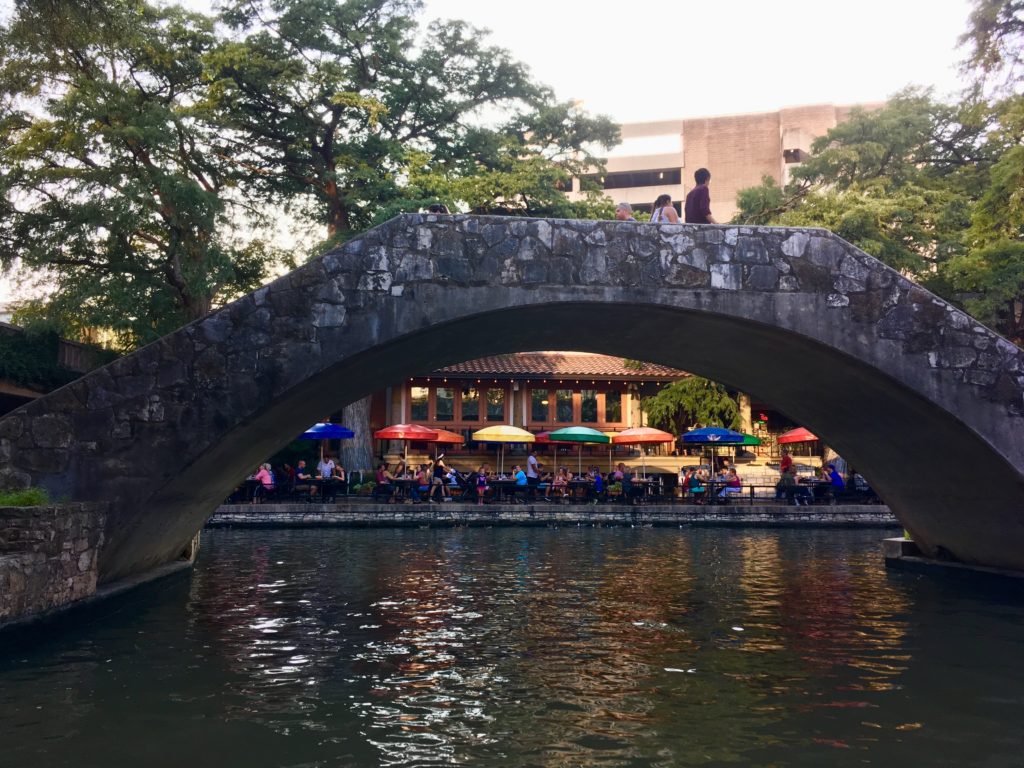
(1, 527), (1022, 767)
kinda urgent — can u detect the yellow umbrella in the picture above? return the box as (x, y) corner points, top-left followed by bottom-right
(471, 425), (535, 475)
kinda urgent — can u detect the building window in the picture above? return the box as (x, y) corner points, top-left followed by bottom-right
(410, 386), (429, 421)
(435, 387), (454, 421)
(486, 388), (505, 422)
(531, 389), (549, 422)
(555, 389), (573, 422)
(605, 390), (622, 422)
(581, 389), (598, 423)
(581, 168), (682, 190)
(461, 387), (479, 421)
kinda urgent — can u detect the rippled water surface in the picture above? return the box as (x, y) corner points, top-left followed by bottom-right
(2, 527), (1023, 767)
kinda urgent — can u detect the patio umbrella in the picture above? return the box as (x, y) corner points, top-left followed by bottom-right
(777, 426), (819, 459)
(425, 428), (465, 460)
(299, 422), (355, 463)
(535, 431), (574, 471)
(681, 426), (745, 478)
(604, 431), (619, 473)
(373, 424), (439, 472)
(471, 425), (535, 475)
(612, 426), (675, 478)
(777, 427), (818, 444)
(548, 426), (611, 476)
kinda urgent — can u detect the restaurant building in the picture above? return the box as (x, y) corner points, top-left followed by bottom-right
(372, 352), (689, 451)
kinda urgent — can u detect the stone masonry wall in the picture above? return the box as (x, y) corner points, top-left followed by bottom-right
(0, 503), (106, 626)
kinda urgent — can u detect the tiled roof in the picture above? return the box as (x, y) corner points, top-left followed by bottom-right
(431, 352), (689, 380)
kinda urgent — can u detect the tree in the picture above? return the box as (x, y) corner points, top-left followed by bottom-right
(641, 377), (740, 437)
(208, 0), (619, 469)
(208, 0), (619, 245)
(960, 0), (1024, 91)
(0, 0), (281, 350)
(731, 84), (1024, 344)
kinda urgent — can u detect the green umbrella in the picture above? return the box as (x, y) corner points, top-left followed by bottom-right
(548, 426), (611, 476)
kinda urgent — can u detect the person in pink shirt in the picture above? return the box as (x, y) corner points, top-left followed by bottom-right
(252, 462), (274, 503)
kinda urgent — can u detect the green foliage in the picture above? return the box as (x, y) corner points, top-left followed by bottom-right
(732, 81), (1024, 344)
(207, 0), (619, 241)
(642, 377), (740, 436)
(0, 0), (285, 350)
(960, 0), (1024, 89)
(0, 487), (50, 507)
(940, 240), (1024, 339)
(0, 328), (80, 391)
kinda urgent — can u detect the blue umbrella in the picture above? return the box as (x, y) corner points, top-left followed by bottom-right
(299, 423), (355, 464)
(299, 423), (355, 440)
(681, 427), (744, 487)
(680, 426), (745, 444)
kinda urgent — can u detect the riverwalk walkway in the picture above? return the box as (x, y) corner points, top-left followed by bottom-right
(208, 502), (899, 529)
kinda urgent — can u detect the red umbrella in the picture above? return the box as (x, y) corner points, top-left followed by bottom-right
(612, 427), (675, 477)
(777, 427), (818, 444)
(534, 431), (573, 470)
(373, 424), (439, 471)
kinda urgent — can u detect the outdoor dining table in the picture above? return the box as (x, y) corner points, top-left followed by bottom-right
(567, 479), (594, 502)
(312, 476), (344, 502)
(243, 478), (263, 502)
(487, 478), (527, 502)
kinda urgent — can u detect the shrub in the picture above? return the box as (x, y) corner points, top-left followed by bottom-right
(0, 487), (50, 506)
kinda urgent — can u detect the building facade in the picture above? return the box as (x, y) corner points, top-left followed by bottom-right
(375, 352), (689, 445)
(571, 103), (882, 221)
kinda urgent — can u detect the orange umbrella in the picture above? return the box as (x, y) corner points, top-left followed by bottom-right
(425, 428), (465, 460)
(612, 427), (675, 477)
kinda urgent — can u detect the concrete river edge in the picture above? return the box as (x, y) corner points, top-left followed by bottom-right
(208, 502), (901, 529)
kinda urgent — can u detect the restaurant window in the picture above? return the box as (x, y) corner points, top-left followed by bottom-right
(435, 387), (454, 421)
(581, 389), (598, 423)
(555, 389), (573, 422)
(461, 387), (479, 421)
(605, 390), (622, 422)
(486, 388), (505, 422)
(410, 386), (429, 421)
(531, 389), (549, 422)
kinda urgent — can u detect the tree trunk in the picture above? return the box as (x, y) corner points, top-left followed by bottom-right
(340, 395), (375, 480)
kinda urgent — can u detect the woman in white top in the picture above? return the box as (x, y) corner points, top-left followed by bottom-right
(650, 193), (679, 223)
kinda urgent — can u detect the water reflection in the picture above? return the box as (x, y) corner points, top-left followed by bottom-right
(1, 527), (1023, 767)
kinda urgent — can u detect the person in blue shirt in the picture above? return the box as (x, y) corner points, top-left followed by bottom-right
(511, 464), (528, 505)
(827, 464), (845, 489)
(590, 469), (605, 504)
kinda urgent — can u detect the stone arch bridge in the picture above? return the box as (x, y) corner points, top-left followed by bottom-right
(2, 214), (1023, 582)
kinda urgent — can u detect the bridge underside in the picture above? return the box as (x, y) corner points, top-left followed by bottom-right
(118, 300), (1024, 581)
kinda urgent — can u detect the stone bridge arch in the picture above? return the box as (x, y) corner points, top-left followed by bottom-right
(2, 214), (1023, 582)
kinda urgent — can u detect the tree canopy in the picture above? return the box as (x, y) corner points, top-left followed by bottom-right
(0, 0), (619, 348)
(0, 0), (280, 349)
(642, 377), (741, 436)
(733, 0), (1024, 345)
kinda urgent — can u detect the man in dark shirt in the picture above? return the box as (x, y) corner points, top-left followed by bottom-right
(684, 167), (718, 224)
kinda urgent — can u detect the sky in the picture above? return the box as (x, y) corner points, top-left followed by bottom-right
(0, 0), (977, 306)
(420, 0), (974, 124)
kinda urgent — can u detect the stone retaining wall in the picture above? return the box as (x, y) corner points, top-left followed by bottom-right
(209, 503), (899, 528)
(0, 503), (107, 626)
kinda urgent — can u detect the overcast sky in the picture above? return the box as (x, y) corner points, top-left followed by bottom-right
(0, 0), (977, 305)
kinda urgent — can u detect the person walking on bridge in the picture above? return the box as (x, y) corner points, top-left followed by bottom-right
(684, 167), (718, 224)
(650, 194), (679, 223)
